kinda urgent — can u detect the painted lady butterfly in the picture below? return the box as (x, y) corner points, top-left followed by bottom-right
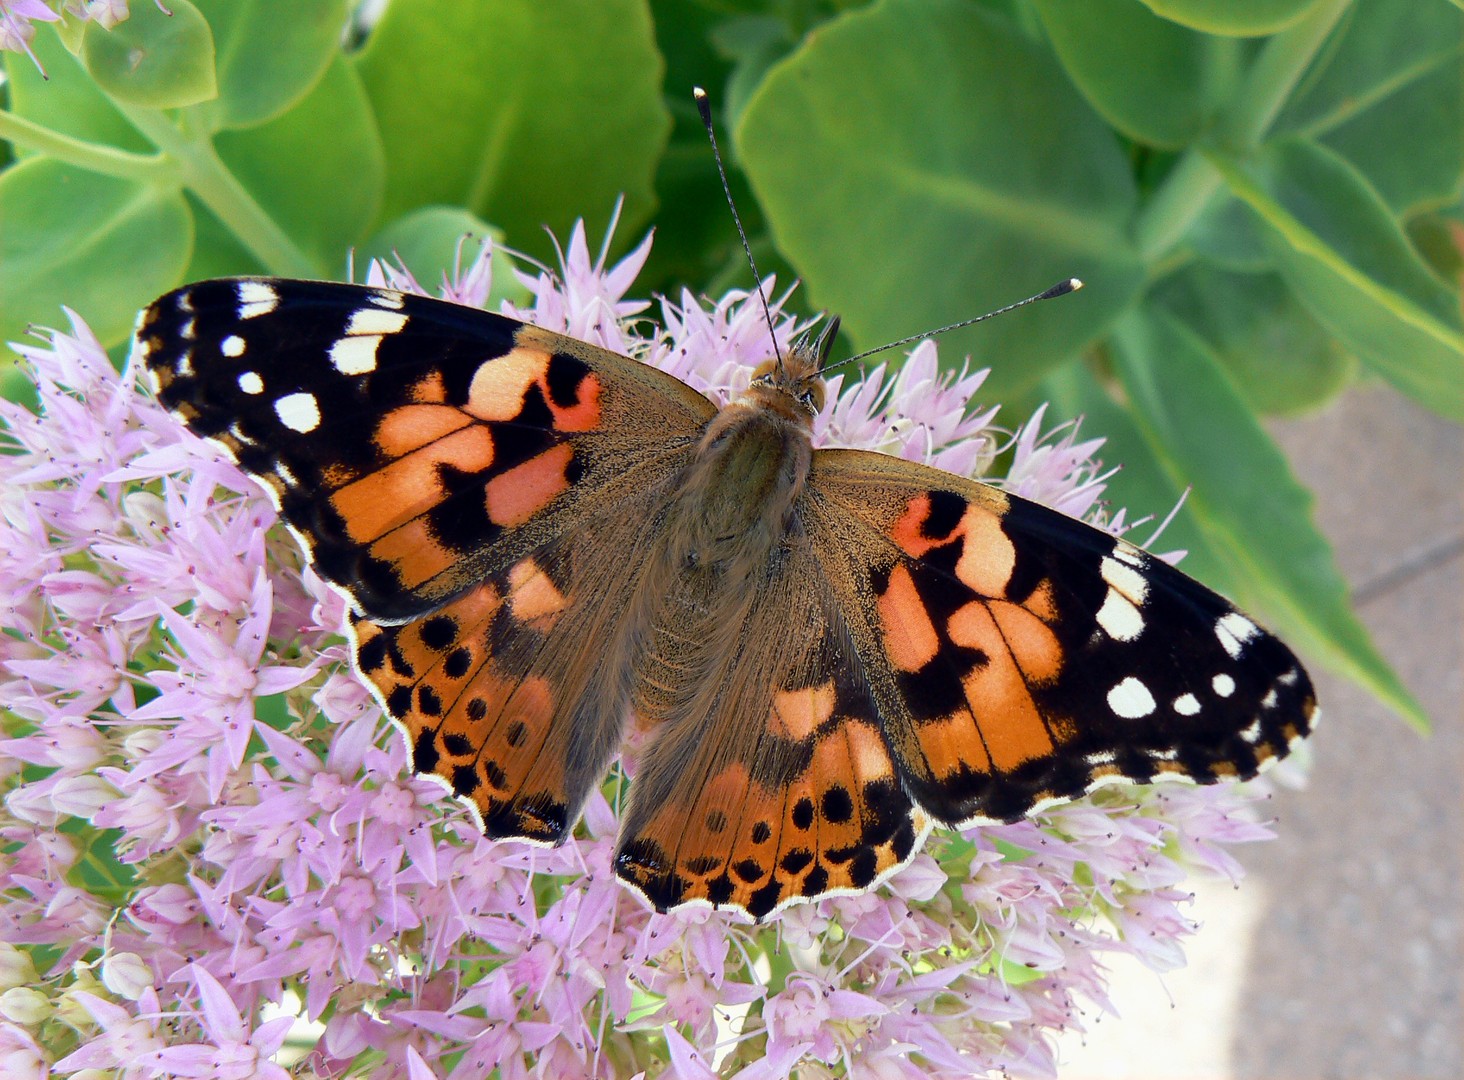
(135, 273), (1316, 920)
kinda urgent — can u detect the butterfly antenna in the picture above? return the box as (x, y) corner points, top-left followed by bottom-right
(820, 278), (1084, 375)
(694, 86), (785, 373)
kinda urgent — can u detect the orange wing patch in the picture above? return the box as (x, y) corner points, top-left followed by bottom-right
(465, 345), (603, 432)
(484, 442), (577, 527)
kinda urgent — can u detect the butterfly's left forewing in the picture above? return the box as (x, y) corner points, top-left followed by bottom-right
(138, 278), (715, 621)
(802, 448), (1317, 828)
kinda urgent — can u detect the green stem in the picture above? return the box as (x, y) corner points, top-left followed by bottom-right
(1221, 0), (1352, 149)
(118, 105), (321, 278)
(0, 111), (176, 183)
(1132, 0), (1354, 262)
(1132, 148), (1223, 265)
(761, 936), (797, 996)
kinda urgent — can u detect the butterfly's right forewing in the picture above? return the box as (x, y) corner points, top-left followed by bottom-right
(804, 448), (1317, 828)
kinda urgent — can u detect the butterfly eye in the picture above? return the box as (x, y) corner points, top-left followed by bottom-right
(797, 390), (816, 410)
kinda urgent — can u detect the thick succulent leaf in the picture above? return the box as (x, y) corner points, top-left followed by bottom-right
(4, 24), (152, 154)
(1213, 139), (1464, 419)
(213, 57), (384, 275)
(0, 159), (192, 349)
(1152, 263), (1354, 414)
(738, 0), (1144, 400)
(1140, 0), (1326, 36)
(194, 0), (351, 129)
(1274, 0), (1462, 135)
(355, 0), (670, 261)
(1033, 0), (1240, 148)
(81, 0), (217, 109)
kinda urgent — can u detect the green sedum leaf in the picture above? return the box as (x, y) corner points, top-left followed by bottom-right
(1110, 308), (1429, 731)
(214, 56), (384, 275)
(81, 0), (218, 110)
(1272, 0), (1463, 217)
(181, 192), (267, 282)
(1152, 262), (1354, 414)
(1041, 361), (1243, 603)
(355, 0), (671, 262)
(1274, 0), (1462, 136)
(1318, 59), (1463, 216)
(194, 0), (351, 130)
(1034, 0), (1241, 148)
(1140, 0), (1325, 36)
(0, 158), (192, 349)
(4, 23), (153, 155)
(739, 0), (1145, 400)
(1186, 192), (1275, 271)
(1214, 138), (1464, 419)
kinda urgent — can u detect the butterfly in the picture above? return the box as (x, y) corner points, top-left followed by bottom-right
(135, 275), (1316, 920)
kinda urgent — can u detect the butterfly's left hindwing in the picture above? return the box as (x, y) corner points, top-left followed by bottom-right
(803, 449), (1318, 829)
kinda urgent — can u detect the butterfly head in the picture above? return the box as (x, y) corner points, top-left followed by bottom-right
(745, 315), (839, 420)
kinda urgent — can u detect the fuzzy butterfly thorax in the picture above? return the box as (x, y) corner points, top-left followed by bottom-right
(138, 278), (1316, 921)
(663, 316), (835, 573)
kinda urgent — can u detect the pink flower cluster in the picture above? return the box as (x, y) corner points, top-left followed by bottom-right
(0, 1), (136, 70)
(0, 224), (1283, 1078)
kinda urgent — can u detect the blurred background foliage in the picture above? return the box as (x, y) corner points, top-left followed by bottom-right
(1, 0), (1458, 729)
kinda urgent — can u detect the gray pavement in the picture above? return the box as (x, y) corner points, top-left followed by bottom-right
(1058, 381), (1462, 1079)
(1237, 383), (1462, 1080)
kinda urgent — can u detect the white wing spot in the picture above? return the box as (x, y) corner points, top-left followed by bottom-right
(238, 281), (280, 319)
(347, 308), (409, 336)
(1278, 668), (1299, 686)
(370, 290), (406, 309)
(176, 348), (194, 376)
(1261, 688), (1278, 709)
(1173, 692), (1201, 715)
(1108, 677), (1156, 719)
(1100, 556), (1149, 604)
(237, 371), (264, 395)
(179, 318), (196, 340)
(330, 334), (381, 375)
(1215, 612), (1259, 659)
(1212, 673), (1236, 698)
(1096, 588), (1144, 641)
(275, 392), (321, 433)
(221, 335), (246, 358)
(1240, 718), (1262, 743)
